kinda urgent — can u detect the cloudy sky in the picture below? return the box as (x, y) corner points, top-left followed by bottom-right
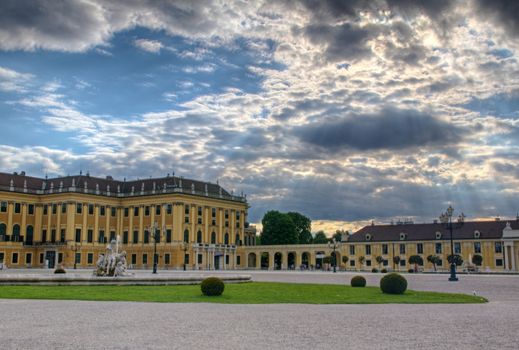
(0, 0), (518, 233)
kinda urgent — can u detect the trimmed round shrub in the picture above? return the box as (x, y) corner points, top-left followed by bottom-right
(381, 268), (388, 273)
(380, 273), (407, 294)
(54, 267), (66, 274)
(371, 268), (379, 273)
(350, 275), (366, 287)
(201, 277), (225, 296)
(408, 268), (414, 273)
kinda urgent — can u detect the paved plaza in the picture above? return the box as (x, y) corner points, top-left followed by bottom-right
(1, 270), (519, 349)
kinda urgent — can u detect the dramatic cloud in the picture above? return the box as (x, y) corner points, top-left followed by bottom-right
(134, 39), (164, 53)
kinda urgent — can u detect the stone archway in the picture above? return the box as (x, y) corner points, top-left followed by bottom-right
(248, 253), (257, 268)
(315, 251), (325, 270)
(274, 252), (283, 270)
(261, 252), (269, 269)
(301, 252), (310, 269)
(287, 252), (296, 270)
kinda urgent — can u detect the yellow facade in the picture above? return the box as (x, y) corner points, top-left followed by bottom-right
(0, 173), (250, 270)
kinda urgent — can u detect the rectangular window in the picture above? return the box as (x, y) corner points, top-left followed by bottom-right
(349, 245), (355, 255)
(435, 243), (442, 254)
(42, 229), (47, 242)
(60, 229), (66, 243)
(382, 244), (388, 255)
(400, 259), (406, 266)
(110, 231), (116, 242)
(14, 203), (21, 213)
(184, 254), (189, 264)
(166, 229), (172, 243)
(225, 210), (229, 219)
(417, 243), (423, 255)
(124, 208), (129, 217)
(145, 206), (150, 216)
(51, 229), (56, 242)
(225, 255), (229, 265)
(88, 204), (94, 215)
(61, 204), (66, 214)
(198, 206), (202, 216)
(144, 231), (149, 244)
(75, 228), (81, 243)
(87, 253), (93, 264)
(98, 230), (105, 244)
(58, 253), (63, 263)
(75, 253), (81, 264)
(495, 242), (503, 253)
(43, 205), (48, 215)
(185, 205), (190, 215)
(237, 256), (241, 265)
(28, 204), (34, 215)
(25, 253), (32, 264)
(225, 221), (229, 228)
(133, 231), (138, 244)
(496, 259), (503, 267)
(123, 231), (128, 244)
(39, 253), (44, 264)
(365, 245), (371, 255)
(454, 242), (461, 254)
(155, 205), (161, 216)
(165, 253), (170, 265)
(212, 208), (216, 217)
(100, 206), (105, 216)
(12, 252), (18, 264)
(474, 242), (481, 254)
(0, 201), (7, 212)
(399, 244), (406, 254)
(167, 204), (172, 215)
(111, 207), (116, 217)
(437, 259), (443, 266)
(366, 259), (371, 267)
(52, 204), (57, 214)
(134, 207), (139, 216)
(87, 229), (93, 243)
(76, 203), (82, 214)
(131, 254), (137, 265)
(198, 254), (203, 264)
(198, 217), (202, 224)
(142, 254), (148, 264)
(383, 259), (388, 266)
(350, 260), (355, 267)
(185, 216), (189, 223)
(212, 219), (216, 226)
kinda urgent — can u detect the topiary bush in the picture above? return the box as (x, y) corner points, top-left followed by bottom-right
(381, 268), (388, 273)
(380, 273), (407, 294)
(201, 277), (225, 296)
(371, 268), (379, 273)
(350, 275), (366, 287)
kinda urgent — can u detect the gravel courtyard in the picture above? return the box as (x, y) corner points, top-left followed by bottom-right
(1, 270), (518, 349)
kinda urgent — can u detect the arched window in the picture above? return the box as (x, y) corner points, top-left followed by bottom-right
(235, 233), (240, 245)
(224, 232), (229, 245)
(12, 224), (20, 242)
(0, 223), (6, 241)
(211, 231), (216, 244)
(197, 230), (202, 243)
(183, 229), (189, 243)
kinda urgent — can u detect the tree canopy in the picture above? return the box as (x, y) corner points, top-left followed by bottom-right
(260, 210), (298, 245)
(287, 212), (312, 244)
(313, 231), (329, 244)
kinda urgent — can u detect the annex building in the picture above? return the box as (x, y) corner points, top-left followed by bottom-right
(0, 171), (255, 270)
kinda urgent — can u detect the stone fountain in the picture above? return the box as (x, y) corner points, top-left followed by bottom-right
(94, 237), (131, 277)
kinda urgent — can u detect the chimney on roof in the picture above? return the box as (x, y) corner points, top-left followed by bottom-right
(20, 171), (25, 176)
(13, 172), (18, 176)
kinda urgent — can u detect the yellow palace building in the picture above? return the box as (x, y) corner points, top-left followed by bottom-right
(0, 171), (255, 270)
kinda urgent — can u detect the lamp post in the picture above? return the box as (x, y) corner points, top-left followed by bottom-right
(182, 242), (188, 271)
(328, 238), (340, 273)
(149, 221), (162, 274)
(439, 205), (465, 282)
(71, 242), (78, 270)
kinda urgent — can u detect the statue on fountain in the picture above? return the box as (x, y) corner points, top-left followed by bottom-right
(94, 237), (131, 277)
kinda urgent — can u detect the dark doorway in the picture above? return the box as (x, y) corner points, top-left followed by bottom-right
(45, 251), (56, 269)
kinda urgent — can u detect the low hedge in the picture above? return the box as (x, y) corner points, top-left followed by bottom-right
(380, 273), (407, 294)
(371, 268), (379, 273)
(381, 268), (388, 273)
(201, 277), (225, 296)
(350, 275), (366, 287)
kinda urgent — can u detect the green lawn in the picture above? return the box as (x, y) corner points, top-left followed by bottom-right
(0, 282), (487, 304)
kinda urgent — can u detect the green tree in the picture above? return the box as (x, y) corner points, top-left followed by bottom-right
(287, 212), (312, 244)
(255, 235), (261, 245)
(472, 254), (483, 266)
(358, 256), (366, 267)
(375, 255), (384, 268)
(313, 231), (329, 244)
(408, 255), (423, 272)
(447, 254), (463, 267)
(427, 255), (440, 271)
(392, 256), (401, 270)
(342, 256), (349, 265)
(332, 229), (348, 242)
(260, 211), (297, 245)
